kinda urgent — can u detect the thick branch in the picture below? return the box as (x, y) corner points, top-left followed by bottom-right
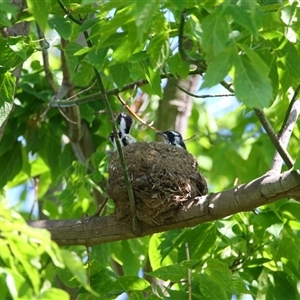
(28, 169), (300, 246)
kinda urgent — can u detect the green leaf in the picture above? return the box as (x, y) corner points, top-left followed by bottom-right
(167, 53), (190, 79)
(224, 1), (262, 37)
(110, 63), (131, 90)
(232, 273), (250, 294)
(87, 47), (109, 71)
(73, 61), (95, 87)
(147, 260), (202, 282)
(0, 72), (15, 107)
(281, 202), (300, 221)
(202, 13), (230, 59)
(110, 239), (147, 276)
(144, 67), (162, 97)
(37, 288), (69, 300)
(234, 53), (273, 108)
(27, 0), (51, 32)
(0, 102), (13, 135)
(147, 32), (169, 70)
(270, 271), (299, 300)
(135, 1), (158, 42)
(79, 104), (95, 124)
(194, 273), (228, 299)
(293, 151), (300, 170)
(0, 268), (33, 299)
(146, 264), (187, 282)
(114, 276), (150, 292)
(165, 288), (188, 299)
(176, 224), (217, 261)
(239, 45), (270, 75)
(205, 259), (234, 292)
(60, 249), (88, 287)
(112, 39), (133, 63)
(201, 46), (236, 89)
(0, 36), (35, 70)
(0, 141), (22, 188)
(48, 15), (72, 40)
(277, 39), (300, 82)
(148, 233), (176, 271)
(0, 2), (18, 27)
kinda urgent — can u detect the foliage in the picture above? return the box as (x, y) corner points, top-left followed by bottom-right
(1, 0), (300, 299)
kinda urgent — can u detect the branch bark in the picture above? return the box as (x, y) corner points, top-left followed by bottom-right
(28, 169), (300, 246)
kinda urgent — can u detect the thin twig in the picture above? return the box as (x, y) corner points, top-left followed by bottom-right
(57, 106), (79, 124)
(50, 70), (203, 108)
(179, 11), (199, 65)
(28, 177), (39, 220)
(56, 0), (82, 24)
(220, 80), (234, 93)
(117, 94), (158, 131)
(81, 30), (138, 233)
(93, 198), (109, 217)
(165, 71), (235, 99)
(254, 108), (294, 169)
(67, 81), (97, 101)
(185, 242), (192, 300)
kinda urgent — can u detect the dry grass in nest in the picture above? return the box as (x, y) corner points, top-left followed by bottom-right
(108, 142), (208, 225)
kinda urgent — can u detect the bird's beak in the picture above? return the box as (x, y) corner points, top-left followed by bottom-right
(156, 131), (167, 141)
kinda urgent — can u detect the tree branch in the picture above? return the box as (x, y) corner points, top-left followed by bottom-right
(28, 169), (300, 246)
(179, 10), (202, 66)
(50, 71), (203, 108)
(36, 24), (57, 93)
(271, 99), (300, 172)
(254, 108), (294, 169)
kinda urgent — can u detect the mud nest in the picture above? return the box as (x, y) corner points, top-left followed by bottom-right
(108, 142), (208, 225)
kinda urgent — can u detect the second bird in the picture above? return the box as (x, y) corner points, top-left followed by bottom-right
(157, 130), (187, 150)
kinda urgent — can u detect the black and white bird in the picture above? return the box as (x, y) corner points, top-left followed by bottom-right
(157, 130), (187, 150)
(109, 113), (136, 150)
(117, 112), (133, 135)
